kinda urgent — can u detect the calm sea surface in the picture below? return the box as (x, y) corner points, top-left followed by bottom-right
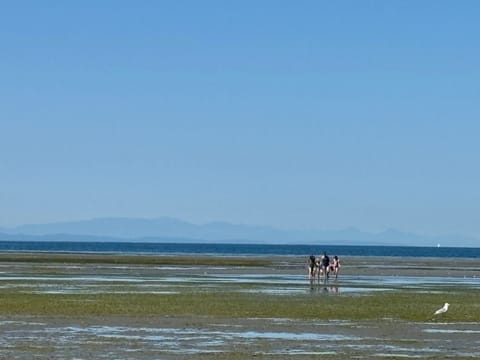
(0, 241), (478, 258)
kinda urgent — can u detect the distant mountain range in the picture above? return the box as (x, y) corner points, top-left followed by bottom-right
(0, 217), (478, 247)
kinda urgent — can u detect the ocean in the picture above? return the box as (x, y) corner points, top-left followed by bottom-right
(0, 241), (478, 258)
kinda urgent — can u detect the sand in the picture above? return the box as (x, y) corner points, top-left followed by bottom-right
(0, 253), (479, 359)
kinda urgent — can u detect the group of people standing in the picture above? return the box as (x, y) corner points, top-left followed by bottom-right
(307, 252), (340, 281)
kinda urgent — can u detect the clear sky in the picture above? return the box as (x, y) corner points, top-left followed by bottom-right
(1, 1), (479, 239)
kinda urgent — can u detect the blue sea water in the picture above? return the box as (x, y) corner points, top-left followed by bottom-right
(0, 241), (478, 258)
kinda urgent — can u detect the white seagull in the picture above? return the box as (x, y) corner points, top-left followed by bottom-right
(433, 302), (450, 315)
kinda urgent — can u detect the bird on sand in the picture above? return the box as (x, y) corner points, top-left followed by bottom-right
(433, 302), (449, 315)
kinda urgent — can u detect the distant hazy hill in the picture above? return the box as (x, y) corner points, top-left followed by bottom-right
(0, 217), (478, 247)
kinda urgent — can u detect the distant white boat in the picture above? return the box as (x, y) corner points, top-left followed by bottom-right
(437, 243), (441, 248)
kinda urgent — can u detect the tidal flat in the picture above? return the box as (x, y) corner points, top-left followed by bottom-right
(0, 253), (479, 359)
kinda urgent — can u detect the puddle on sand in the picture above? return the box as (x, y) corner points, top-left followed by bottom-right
(424, 329), (480, 334)
(373, 353), (425, 358)
(346, 343), (444, 358)
(33, 289), (178, 295)
(3, 266), (478, 297)
(263, 350), (337, 355)
(0, 320), (46, 326)
(346, 275), (480, 288)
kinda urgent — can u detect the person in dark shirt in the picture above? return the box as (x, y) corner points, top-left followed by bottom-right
(320, 252), (330, 280)
(307, 255), (317, 279)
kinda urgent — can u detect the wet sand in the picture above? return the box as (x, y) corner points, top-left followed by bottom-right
(2, 314), (480, 359)
(0, 253), (479, 359)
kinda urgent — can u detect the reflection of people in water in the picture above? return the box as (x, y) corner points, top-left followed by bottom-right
(315, 284), (339, 293)
(322, 285), (339, 293)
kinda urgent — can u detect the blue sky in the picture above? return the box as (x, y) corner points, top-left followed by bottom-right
(1, 1), (480, 239)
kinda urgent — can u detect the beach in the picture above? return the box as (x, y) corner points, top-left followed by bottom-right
(0, 253), (479, 359)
